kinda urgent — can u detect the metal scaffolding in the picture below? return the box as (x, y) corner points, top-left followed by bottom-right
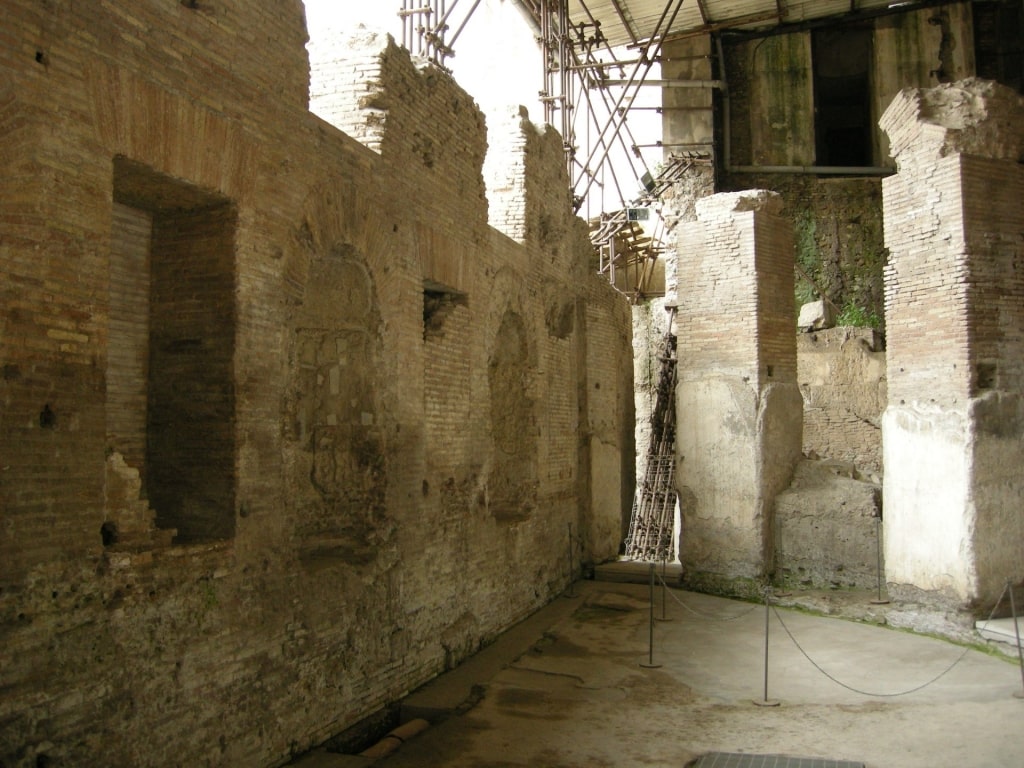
(394, 0), (696, 298)
(590, 150), (711, 301)
(399, 0), (485, 69)
(624, 303), (678, 562)
(539, 0), (685, 215)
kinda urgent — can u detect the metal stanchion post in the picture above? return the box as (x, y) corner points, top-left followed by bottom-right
(754, 586), (780, 707)
(1007, 579), (1024, 699)
(656, 558), (673, 622)
(640, 562), (662, 669)
(870, 515), (889, 605)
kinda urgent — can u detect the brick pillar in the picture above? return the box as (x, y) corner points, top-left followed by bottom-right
(676, 191), (803, 595)
(880, 79), (1024, 608)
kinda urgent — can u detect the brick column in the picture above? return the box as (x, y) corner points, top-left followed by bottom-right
(880, 79), (1024, 608)
(676, 191), (803, 595)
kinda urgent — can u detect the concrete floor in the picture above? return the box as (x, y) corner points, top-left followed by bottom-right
(293, 574), (1024, 768)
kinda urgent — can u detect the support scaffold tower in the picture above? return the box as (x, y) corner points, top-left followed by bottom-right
(624, 303), (678, 562)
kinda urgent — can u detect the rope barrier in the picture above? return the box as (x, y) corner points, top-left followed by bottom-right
(646, 571), (1018, 699)
(769, 580), (1010, 698)
(654, 569), (759, 622)
(770, 604), (972, 697)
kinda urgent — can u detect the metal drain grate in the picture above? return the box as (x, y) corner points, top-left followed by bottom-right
(691, 754), (865, 768)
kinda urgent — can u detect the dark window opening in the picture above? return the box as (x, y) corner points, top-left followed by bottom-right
(100, 521), (119, 547)
(423, 280), (468, 341)
(976, 362), (997, 391)
(111, 156), (237, 543)
(812, 26), (873, 167)
(974, 1), (1024, 94)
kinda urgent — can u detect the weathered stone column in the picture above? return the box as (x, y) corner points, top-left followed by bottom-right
(880, 79), (1024, 609)
(676, 191), (803, 595)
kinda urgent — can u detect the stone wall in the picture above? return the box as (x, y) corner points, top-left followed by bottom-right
(675, 191), (803, 594)
(629, 317), (887, 572)
(0, 4), (632, 766)
(716, 3), (978, 329)
(798, 327), (886, 473)
(774, 459), (882, 590)
(880, 78), (1024, 609)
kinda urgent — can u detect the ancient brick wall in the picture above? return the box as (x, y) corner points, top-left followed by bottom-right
(719, 174), (887, 329)
(0, 4), (632, 765)
(798, 327), (886, 473)
(676, 192), (797, 386)
(880, 79), (1024, 608)
(716, 4), (977, 331)
(675, 191), (803, 594)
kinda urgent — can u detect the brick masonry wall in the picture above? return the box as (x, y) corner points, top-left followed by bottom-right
(147, 203), (238, 543)
(798, 328), (886, 473)
(882, 153), (973, 406)
(716, 5), (977, 331)
(677, 191), (796, 387)
(880, 79), (1024, 607)
(675, 191), (802, 592)
(719, 173), (886, 329)
(107, 204), (152, 473)
(0, 4), (632, 766)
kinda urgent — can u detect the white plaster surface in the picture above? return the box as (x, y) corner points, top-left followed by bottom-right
(677, 377), (765, 577)
(882, 403), (976, 601)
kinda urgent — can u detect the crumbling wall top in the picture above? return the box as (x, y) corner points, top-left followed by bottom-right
(309, 23), (488, 213)
(880, 78), (1024, 168)
(694, 189), (784, 219)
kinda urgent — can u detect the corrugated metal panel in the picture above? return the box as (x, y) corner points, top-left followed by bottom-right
(673, 4), (709, 33)
(567, 0), (684, 48)
(785, 0), (853, 24)
(561, 0), (927, 48)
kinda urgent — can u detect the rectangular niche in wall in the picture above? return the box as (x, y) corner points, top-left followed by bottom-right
(422, 279), (472, 486)
(111, 156), (237, 543)
(812, 25), (873, 167)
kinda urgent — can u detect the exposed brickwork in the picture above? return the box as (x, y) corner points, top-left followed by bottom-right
(774, 459), (882, 590)
(0, 4), (632, 766)
(880, 79), (1024, 607)
(798, 327), (886, 473)
(107, 203), (152, 472)
(675, 191), (802, 592)
(677, 191), (797, 387)
(719, 174), (886, 329)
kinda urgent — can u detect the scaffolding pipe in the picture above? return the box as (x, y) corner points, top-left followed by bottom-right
(570, 0), (653, 200)
(572, 48), (648, 205)
(634, 141), (714, 149)
(572, 0), (687, 209)
(444, 0), (485, 53)
(599, 79), (725, 87)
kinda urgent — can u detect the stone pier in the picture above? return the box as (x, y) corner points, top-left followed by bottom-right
(675, 191), (803, 595)
(880, 79), (1024, 609)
